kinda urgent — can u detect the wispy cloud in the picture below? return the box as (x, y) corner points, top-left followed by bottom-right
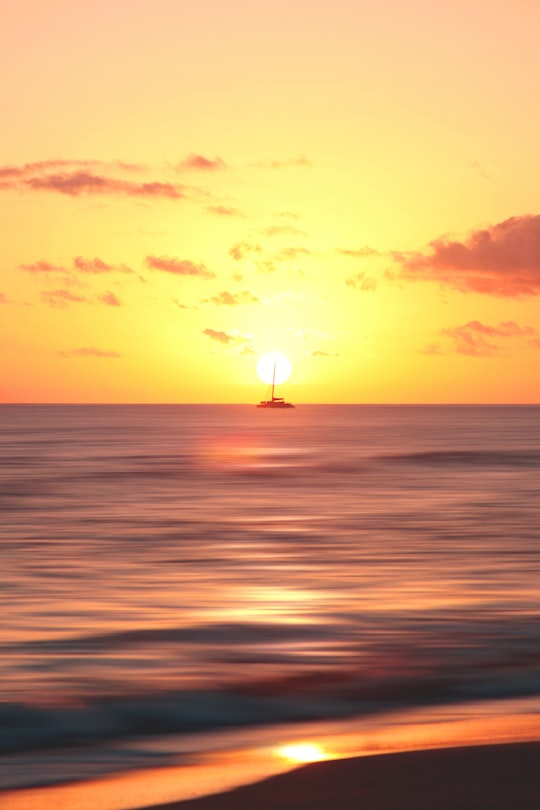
(0, 159), (184, 199)
(337, 246), (380, 258)
(26, 172), (183, 199)
(229, 242), (313, 273)
(175, 154), (227, 171)
(201, 290), (259, 306)
(20, 260), (64, 274)
(57, 347), (121, 359)
(260, 225), (308, 237)
(41, 289), (90, 308)
(202, 328), (236, 344)
(345, 272), (377, 291)
(73, 256), (134, 274)
(394, 215), (540, 297)
(207, 204), (244, 217)
(229, 242), (262, 261)
(311, 349), (339, 357)
(0, 159), (144, 179)
(422, 320), (538, 357)
(21, 256), (134, 276)
(39, 287), (123, 308)
(202, 328), (254, 353)
(98, 291), (122, 307)
(172, 298), (198, 310)
(250, 156), (311, 169)
(0, 292), (8, 304)
(146, 255), (215, 279)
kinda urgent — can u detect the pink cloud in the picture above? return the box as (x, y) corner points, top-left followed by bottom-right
(146, 255), (215, 279)
(0, 293), (7, 304)
(25, 172), (183, 199)
(431, 320), (537, 357)
(0, 160), (184, 199)
(251, 156), (311, 169)
(394, 215), (540, 297)
(202, 290), (259, 306)
(229, 242), (262, 261)
(41, 289), (90, 307)
(261, 225), (308, 237)
(202, 328), (235, 344)
(73, 257), (134, 274)
(0, 159), (145, 179)
(177, 154), (226, 171)
(98, 291), (122, 306)
(207, 205), (244, 216)
(20, 261), (64, 274)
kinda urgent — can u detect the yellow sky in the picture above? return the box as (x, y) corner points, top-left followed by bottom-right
(1, 0), (540, 402)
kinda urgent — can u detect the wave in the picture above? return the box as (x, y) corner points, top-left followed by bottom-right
(2, 641), (539, 757)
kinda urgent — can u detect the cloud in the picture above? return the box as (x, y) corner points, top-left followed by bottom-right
(251, 156), (311, 169)
(176, 154), (227, 171)
(201, 290), (259, 306)
(20, 260), (64, 274)
(21, 256), (134, 277)
(394, 215), (540, 297)
(146, 255), (215, 279)
(202, 328), (254, 353)
(260, 225), (308, 237)
(73, 256), (134, 274)
(172, 298), (198, 310)
(311, 349), (339, 357)
(57, 347), (121, 358)
(41, 289), (90, 308)
(98, 291), (122, 306)
(425, 320), (538, 357)
(337, 246), (380, 258)
(25, 172), (183, 199)
(229, 242), (313, 273)
(0, 293), (7, 304)
(207, 204), (244, 216)
(345, 272), (377, 291)
(0, 159), (184, 199)
(202, 328), (236, 344)
(0, 159), (144, 178)
(229, 241), (263, 261)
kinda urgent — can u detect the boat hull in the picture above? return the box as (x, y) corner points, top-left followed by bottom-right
(256, 400), (294, 408)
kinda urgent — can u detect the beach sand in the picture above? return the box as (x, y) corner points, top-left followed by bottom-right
(143, 741), (540, 810)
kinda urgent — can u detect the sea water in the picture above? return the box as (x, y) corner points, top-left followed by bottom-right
(1, 405), (540, 790)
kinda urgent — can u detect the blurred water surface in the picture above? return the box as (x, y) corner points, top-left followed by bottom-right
(1, 405), (540, 780)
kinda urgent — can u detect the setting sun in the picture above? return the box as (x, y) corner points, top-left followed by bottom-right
(256, 353), (292, 386)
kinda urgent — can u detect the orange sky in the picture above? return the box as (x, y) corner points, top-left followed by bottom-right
(1, 0), (540, 403)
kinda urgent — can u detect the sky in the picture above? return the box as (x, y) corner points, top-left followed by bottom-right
(1, 0), (540, 403)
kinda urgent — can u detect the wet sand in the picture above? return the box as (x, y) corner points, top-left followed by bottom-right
(143, 741), (540, 810)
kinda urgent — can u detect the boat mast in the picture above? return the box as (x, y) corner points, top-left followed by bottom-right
(271, 360), (276, 401)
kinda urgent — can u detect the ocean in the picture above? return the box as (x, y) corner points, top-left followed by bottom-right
(1, 404), (540, 794)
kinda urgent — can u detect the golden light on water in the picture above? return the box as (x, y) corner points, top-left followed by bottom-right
(276, 742), (332, 764)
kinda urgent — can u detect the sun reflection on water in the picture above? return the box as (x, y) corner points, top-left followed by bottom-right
(276, 742), (333, 763)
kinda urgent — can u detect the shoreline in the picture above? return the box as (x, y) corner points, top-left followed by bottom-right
(2, 696), (540, 810)
(143, 741), (540, 810)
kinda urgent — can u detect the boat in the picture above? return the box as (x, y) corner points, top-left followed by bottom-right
(257, 360), (294, 408)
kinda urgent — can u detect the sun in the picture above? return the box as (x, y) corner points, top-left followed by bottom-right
(256, 353), (292, 385)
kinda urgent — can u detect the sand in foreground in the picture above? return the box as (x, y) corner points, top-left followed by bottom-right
(144, 741), (540, 810)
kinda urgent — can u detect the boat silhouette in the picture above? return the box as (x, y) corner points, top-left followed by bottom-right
(257, 360), (294, 408)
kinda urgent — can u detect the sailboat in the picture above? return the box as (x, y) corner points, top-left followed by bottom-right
(257, 360), (294, 408)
